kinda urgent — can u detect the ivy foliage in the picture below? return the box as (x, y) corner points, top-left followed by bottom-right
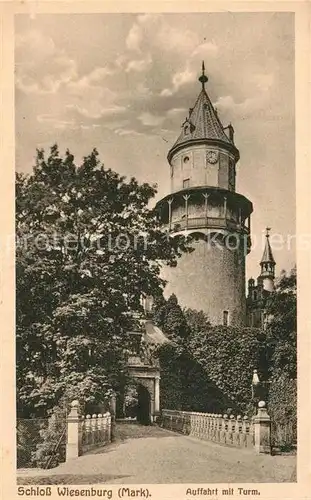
(264, 267), (297, 449)
(154, 266), (297, 438)
(154, 294), (270, 415)
(189, 326), (269, 413)
(265, 266), (297, 379)
(268, 374), (297, 450)
(153, 295), (267, 414)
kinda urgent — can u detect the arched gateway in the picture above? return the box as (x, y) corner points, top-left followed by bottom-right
(117, 320), (168, 424)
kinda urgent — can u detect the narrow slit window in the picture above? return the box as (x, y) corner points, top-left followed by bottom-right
(223, 310), (229, 326)
(183, 178), (190, 189)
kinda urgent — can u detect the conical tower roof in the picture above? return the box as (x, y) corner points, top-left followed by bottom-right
(260, 228), (276, 265)
(168, 62), (238, 162)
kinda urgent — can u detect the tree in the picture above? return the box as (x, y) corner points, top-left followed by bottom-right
(265, 266), (297, 378)
(153, 294), (189, 340)
(184, 308), (211, 336)
(16, 145), (189, 417)
(264, 267), (297, 449)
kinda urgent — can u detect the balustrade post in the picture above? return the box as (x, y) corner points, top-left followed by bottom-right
(97, 414), (103, 443)
(253, 401), (271, 454)
(79, 416), (84, 450)
(66, 400), (81, 461)
(85, 415), (91, 446)
(235, 415), (242, 446)
(208, 413), (213, 440)
(229, 415), (235, 444)
(220, 414), (226, 443)
(223, 414), (229, 443)
(216, 414), (222, 442)
(104, 412), (111, 443)
(91, 414), (97, 445)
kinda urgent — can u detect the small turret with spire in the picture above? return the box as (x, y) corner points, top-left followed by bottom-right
(246, 227), (277, 327)
(259, 228), (276, 292)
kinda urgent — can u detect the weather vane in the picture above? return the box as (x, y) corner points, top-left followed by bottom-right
(198, 60), (208, 89)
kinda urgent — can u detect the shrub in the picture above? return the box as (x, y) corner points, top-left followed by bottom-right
(32, 406), (67, 469)
(268, 374), (297, 451)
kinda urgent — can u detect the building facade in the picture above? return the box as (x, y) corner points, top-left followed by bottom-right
(156, 63), (253, 326)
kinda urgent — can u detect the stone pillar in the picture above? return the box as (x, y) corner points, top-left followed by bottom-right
(224, 196), (227, 219)
(253, 401), (271, 454)
(203, 193), (209, 224)
(154, 376), (160, 414)
(183, 194), (190, 228)
(66, 400), (81, 461)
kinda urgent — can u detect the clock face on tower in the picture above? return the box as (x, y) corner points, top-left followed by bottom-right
(206, 150), (219, 165)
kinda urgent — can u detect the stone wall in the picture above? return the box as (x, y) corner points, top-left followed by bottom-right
(170, 144), (236, 193)
(162, 234), (246, 326)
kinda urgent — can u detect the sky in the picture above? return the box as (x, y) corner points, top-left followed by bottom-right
(15, 12), (295, 280)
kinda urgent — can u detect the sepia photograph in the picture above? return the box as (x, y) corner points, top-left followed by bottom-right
(7, 5), (304, 491)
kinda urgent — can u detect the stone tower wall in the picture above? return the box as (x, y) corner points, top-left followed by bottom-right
(162, 235), (246, 326)
(170, 144), (236, 193)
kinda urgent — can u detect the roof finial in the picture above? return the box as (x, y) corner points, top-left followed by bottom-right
(266, 227), (271, 238)
(199, 60), (208, 89)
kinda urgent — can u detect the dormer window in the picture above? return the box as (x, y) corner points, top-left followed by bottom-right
(184, 124), (190, 135)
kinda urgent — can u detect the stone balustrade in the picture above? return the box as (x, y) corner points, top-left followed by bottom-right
(66, 401), (112, 461)
(80, 412), (111, 452)
(161, 402), (271, 454)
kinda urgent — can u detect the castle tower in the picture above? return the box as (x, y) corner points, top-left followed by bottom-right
(258, 228), (276, 292)
(156, 62), (253, 326)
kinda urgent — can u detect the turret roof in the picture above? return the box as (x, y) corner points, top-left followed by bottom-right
(169, 62), (234, 153)
(260, 229), (276, 264)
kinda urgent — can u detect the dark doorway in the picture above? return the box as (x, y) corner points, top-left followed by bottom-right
(137, 384), (151, 425)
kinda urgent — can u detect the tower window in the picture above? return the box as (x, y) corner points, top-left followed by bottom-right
(183, 178), (190, 189)
(183, 156), (190, 164)
(223, 310), (229, 326)
(253, 291), (257, 301)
